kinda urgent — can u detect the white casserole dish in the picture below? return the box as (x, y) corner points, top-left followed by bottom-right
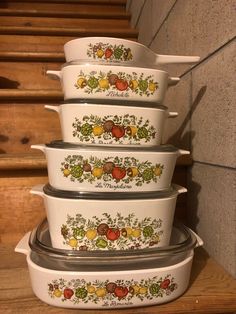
(30, 184), (187, 251)
(46, 62), (180, 104)
(15, 220), (203, 309)
(31, 142), (189, 192)
(64, 37), (200, 65)
(45, 103), (178, 147)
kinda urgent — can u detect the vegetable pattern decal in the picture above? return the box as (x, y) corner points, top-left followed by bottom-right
(61, 155), (164, 188)
(48, 275), (178, 305)
(87, 42), (133, 62)
(72, 114), (156, 144)
(74, 70), (158, 97)
(61, 213), (163, 250)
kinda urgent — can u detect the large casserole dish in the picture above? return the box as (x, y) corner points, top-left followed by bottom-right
(31, 141), (189, 192)
(30, 184), (187, 251)
(46, 61), (180, 104)
(45, 103), (178, 147)
(64, 37), (200, 65)
(15, 220), (203, 309)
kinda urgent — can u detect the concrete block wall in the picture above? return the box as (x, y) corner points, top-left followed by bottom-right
(126, 0), (236, 277)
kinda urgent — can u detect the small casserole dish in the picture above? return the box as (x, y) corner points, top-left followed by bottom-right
(15, 220), (203, 309)
(46, 61), (180, 104)
(30, 184), (187, 251)
(45, 103), (178, 147)
(31, 141), (189, 193)
(64, 37), (200, 66)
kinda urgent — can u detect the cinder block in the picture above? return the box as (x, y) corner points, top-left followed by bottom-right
(187, 162), (236, 278)
(190, 0), (236, 58)
(162, 73), (191, 150)
(138, 0), (176, 47)
(149, 15), (197, 77)
(191, 41), (236, 167)
(128, 0), (145, 27)
(152, 0), (235, 60)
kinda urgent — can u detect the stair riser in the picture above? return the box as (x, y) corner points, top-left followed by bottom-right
(0, 2), (126, 13)
(0, 169), (186, 245)
(0, 16), (130, 28)
(3, 0), (126, 4)
(0, 103), (61, 154)
(0, 35), (137, 54)
(0, 26), (138, 37)
(0, 10), (130, 19)
(0, 61), (61, 90)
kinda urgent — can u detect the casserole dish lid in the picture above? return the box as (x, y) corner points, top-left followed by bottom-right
(46, 140), (178, 152)
(43, 183), (180, 200)
(29, 219), (197, 267)
(60, 100), (169, 110)
(61, 59), (168, 71)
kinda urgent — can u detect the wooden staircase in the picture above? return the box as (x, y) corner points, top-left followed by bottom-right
(0, 0), (190, 245)
(0, 1), (186, 243)
(1, 1), (236, 313)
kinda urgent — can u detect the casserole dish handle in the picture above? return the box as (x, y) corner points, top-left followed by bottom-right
(31, 144), (46, 153)
(45, 105), (60, 113)
(15, 232), (31, 256)
(46, 70), (62, 80)
(178, 149), (190, 156)
(155, 54), (200, 65)
(30, 184), (44, 197)
(189, 229), (204, 248)
(168, 77), (180, 86)
(168, 112), (178, 118)
(174, 184), (187, 195)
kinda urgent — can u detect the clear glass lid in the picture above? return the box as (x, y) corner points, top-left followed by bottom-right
(43, 183), (180, 200)
(45, 140), (178, 152)
(29, 219), (197, 266)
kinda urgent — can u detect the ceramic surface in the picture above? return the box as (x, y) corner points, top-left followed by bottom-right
(31, 144), (189, 192)
(31, 184), (187, 251)
(15, 229), (203, 309)
(64, 37), (200, 66)
(45, 103), (178, 147)
(47, 63), (179, 104)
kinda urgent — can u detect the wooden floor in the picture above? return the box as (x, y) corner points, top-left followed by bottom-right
(1, 246), (236, 313)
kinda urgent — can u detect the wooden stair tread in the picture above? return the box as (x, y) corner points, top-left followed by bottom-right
(0, 9), (130, 19)
(1, 246), (236, 313)
(0, 153), (47, 170)
(0, 34), (137, 55)
(0, 2), (126, 13)
(0, 51), (65, 61)
(0, 26), (138, 37)
(4, 0), (127, 4)
(0, 89), (63, 100)
(0, 153), (192, 170)
(0, 16), (130, 28)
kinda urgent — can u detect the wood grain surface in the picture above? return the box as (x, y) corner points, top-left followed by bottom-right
(0, 35), (137, 55)
(0, 246), (235, 313)
(0, 164), (188, 246)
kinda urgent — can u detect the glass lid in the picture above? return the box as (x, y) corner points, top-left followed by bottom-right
(43, 183), (179, 200)
(45, 140), (178, 152)
(60, 99), (169, 109)
(62, 59), (167, 71)
(29, 219), (197, 265)
(60, 99), (169, 110)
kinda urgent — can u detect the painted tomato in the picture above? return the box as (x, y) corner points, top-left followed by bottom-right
(106, 228), (120, 241)
(114, 286), (129, 299)
(112, 167), (126, 180)
(115, 79), (128, 91)
(160, 279), (171, 289)
(111, 125), (125, 139)
(105, 48), (113, 59)
(63, 288), (74, 299)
